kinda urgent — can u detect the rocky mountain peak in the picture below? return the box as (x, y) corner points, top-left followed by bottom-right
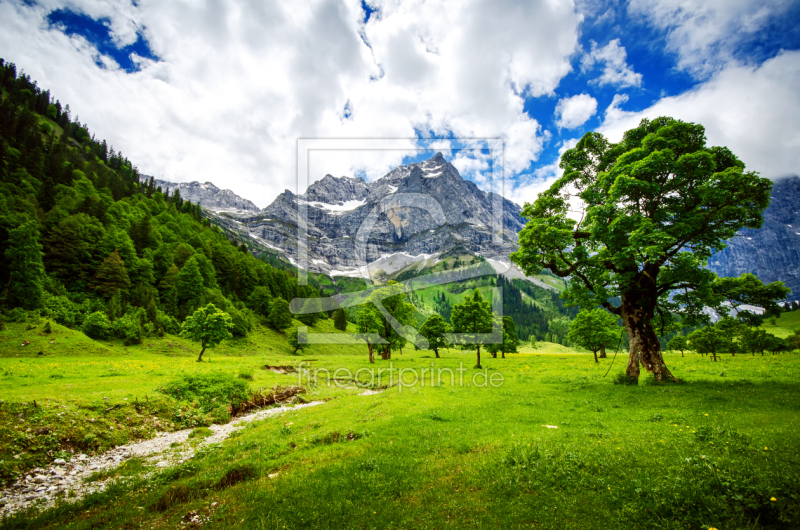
(151, 177), (259, 211)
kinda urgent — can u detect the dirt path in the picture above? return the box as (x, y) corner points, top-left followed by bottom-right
(0, 401), (323, 518)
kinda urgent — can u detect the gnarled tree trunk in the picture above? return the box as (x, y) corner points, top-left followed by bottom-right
(598, 346), (607, 358)
(621, 295), (676, 382)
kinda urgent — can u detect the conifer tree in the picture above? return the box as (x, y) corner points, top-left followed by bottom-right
(333, 308), (348, 331)
(451, 289), (493, 368)
(176, 256), (205, 317)
(94, 249), (131, 298)
(4, 221), (46, 310)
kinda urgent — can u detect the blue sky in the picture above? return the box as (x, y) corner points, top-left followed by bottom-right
(1, 0), (799, 207)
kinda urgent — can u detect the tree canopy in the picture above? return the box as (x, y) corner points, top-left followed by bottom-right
(180, 303), (233, 362)
(419, 313), (451, 358)
(451, 288), (493, 368)
(511, 116), (789, 381)
(567, 308), (619, 363)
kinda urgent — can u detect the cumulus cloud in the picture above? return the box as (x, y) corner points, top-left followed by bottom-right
(0, 0), (583, 206)
(581, 39), (642, 87)
(598, 51), (800, 180)
(555, 93), (598, 129)
(628, 0), (796, 78)
(507, 138), (580, 208)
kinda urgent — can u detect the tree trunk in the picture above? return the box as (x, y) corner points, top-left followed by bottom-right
(501, 350), (505, 359)
(434, 348), (440, 358)
(476, 345), (481, 369)
(598, 346), (607, 359)
(621, 295), (676, 382)
(367, 341), (375, 363)
(681, 350), (684, 357)
(197, 345), (206, 362)
(593, 350), (599, 363)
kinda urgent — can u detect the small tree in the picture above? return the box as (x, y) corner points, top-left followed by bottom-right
(568, 308), (619, 363)
(667, 335), (688, 357)
(4, 221), (46, 310)
(268, 297), (293, 330)
(333, 308), (348, 331)
(357, 304), (383, 363)
(688, 326), (726, 362)
(418, 314), (451, 358)
(287, 328), (307, 355)
(82, 311), (113, 340)
(716, 316), (744, 356)
(451, 289), (493, 368)
(740, 327), (773, 356)
(180, 303), (233, 362)
(486, 316), (520, 358)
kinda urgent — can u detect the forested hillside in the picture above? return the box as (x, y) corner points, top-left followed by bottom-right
(0, 58), (319, 341)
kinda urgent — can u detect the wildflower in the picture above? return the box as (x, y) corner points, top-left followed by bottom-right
(771, 497), (777, 502)
(704, 414), (709, 416)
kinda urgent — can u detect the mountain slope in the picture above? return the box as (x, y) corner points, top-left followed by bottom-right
(708, 175), (800, 301)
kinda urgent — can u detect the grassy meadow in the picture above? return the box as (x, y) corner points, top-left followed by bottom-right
(1, 314), (800, 529)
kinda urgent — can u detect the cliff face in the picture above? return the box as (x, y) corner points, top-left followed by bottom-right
(205, 152), (525, 276)
(708, 176), (800, 301)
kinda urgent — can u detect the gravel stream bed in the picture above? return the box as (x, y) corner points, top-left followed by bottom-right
(0, 401), (323, 518)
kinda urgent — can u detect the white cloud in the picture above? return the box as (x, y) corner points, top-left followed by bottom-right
(598, 50), (800, 180)
(507, 138), (580, 208)
(0, 0), (583, 206)
(628, 0), (796, 78)
(581, 39), (642, 87)
(555, 93), (598, 129)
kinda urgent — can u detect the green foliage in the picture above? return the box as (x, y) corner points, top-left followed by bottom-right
(81, 311), (112, 340)
(451, 288), (493, 367)
(112, 312), (143, 345)
(287, 328), (307, 355)
(268, 297), (293, 330)
(567, 308), (619, 360)
(418, 314), (451, 357)
(180, 303), (234, 361)
(511, 116), (784, 381)
(246, 286), (271, 317)
(667, 334), (688, 355)
(159, 372), (248, 412)
(333, 307), (348, 331)
(93, 249), (130, 298)
(689, 325), (727, 360)
(4, 221), (45, 310)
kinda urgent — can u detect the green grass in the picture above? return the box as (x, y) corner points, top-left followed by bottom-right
(761, 308), (800, 338)
(1, 319), (800, 529)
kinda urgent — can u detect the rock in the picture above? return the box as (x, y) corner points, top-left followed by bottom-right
(152, 178), (259, 211)
(204, 152), (525, 275)
(708, 176), (800, 301)
(32, 475), (47, 484)
(53, 458), (66, 465)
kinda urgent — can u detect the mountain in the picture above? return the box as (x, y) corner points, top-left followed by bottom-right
(708, 175), (800, 301)
(150, 178), (259, 212)
(208, 153), (526, 278)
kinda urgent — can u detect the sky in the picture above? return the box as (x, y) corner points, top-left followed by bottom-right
(1, 0), (799, 208)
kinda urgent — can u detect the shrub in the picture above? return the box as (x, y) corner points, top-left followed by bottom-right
(7, 307), (28, 323)
(82, 311), (112, 340)
(42, 293), (78, 327)
(113, 313), (142, 345)
(159, 373), (249, 412)
(238, 369), (254, 380)
(156, 310), (180, 335)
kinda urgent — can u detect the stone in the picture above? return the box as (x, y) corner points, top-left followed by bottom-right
(32, 475), (47, 484)
(53, 458), (66, 465)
